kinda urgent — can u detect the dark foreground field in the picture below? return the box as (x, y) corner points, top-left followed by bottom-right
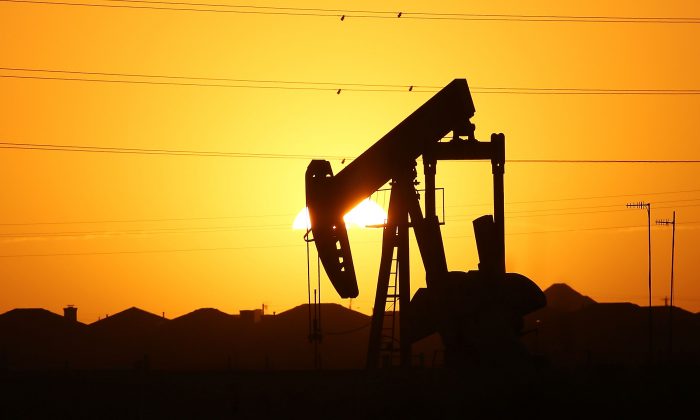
(1, 364), (698, 419)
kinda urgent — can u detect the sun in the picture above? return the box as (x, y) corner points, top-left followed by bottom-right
(292, 199), (387, 230)
(292, 207), (311, 230)
(343, 199), (388, 228)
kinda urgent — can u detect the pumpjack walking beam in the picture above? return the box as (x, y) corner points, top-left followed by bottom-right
(305, 79), (475, 300)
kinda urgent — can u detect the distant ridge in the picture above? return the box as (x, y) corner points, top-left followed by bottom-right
(523, 284), (700, 368)
(543, 283), (596, 312)
(2, 285), (699, 371)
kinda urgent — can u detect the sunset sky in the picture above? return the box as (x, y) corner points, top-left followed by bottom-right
(1, 1), (700, 322)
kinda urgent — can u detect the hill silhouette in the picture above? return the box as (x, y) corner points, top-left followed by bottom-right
(2, 291), (700, 419)
(523, 286), (700, 368)
(542, 282), (596, 311)
(1, 285), (700, 372)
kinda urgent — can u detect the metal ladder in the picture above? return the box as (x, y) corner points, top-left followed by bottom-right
(379, 245), (401, 367)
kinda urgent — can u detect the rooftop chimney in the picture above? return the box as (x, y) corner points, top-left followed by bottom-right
(63, 305), (77, 323)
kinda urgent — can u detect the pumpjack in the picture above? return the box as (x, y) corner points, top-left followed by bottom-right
(305, 79), (546, 369)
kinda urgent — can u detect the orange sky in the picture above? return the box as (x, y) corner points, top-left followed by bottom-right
(1, 1), (700, 322)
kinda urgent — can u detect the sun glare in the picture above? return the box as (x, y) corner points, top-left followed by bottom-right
(292, 207), (311, 230)
(292, 199), (387, 230)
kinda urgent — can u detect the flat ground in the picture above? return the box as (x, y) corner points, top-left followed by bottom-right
(1, 365), (697, 419)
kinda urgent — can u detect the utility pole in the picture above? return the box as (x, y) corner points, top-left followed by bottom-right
(627, 201), (652, 364)
(304, 229), (323, 370)
(656, 211), (676, 362)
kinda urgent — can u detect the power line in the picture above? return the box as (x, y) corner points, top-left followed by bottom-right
(0, 74), (388, 92)
(2, 141), (700, 164)
(0, 0), (347, 16)
(5, 67), (700, 94)
(3, 201), (699, 238)
(505, 197), (700, 215)
(2, 219), (700, 257)
(4, 203), (696, 238)
(447, 188), (700, 208)
(0, 237), (387, 257)
(508, 159), (700, 163)
(0, 223), (294, 238)
(2, 188), (698, 228)
(0, 243), (302, 258)
(0, 66), (429, 90)
(502, 188), (700, 204)
(447, 202), (700, 222)
(504, 202), (629, 214)
(504, 220), (700, 236)
(2, 0), (700, 24)
(517, 202), (700, 218)
(106, 1), (700, 23)
(0, 212), (296, 226)
(3, 68), (700, 95)
(109, 1), (392, 15)
(0, 141), (346, 160)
